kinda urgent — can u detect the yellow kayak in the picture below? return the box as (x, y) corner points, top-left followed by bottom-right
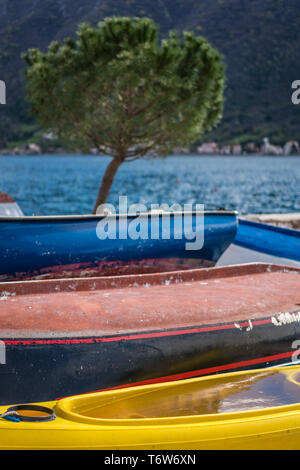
(1, 365), (300, 450)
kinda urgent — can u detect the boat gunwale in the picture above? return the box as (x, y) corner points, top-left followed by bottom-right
(0, 263), (299, 297)
(0, 210), (238, 222)
(54, 365), (300, 427)
(239, 218), (300, 238)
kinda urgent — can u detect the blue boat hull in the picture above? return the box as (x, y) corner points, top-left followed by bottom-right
(234, 219), (300, 262)
(0, 212), (237, 281)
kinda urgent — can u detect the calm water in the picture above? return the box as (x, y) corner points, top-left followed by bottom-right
(0, 154), (299, 216)
(85, 370), (300, 418)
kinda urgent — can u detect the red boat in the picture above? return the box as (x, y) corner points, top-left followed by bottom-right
(0, 263), (299, 405)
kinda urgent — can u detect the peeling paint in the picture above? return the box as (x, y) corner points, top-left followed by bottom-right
(0, 291), (16, 301)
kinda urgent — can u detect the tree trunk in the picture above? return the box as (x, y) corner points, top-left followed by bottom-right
(93, 156), (123, 214)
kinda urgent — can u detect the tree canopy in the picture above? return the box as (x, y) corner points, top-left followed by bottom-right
(23, 17), (225, 212)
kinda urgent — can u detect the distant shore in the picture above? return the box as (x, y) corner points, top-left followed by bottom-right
(1, 150), (300, 158)
(1, 137), (299, 157)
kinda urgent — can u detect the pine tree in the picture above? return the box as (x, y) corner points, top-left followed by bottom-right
(23, 17), (225, 213)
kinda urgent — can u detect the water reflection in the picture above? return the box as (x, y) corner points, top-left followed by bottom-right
(81, 369), (300, 419)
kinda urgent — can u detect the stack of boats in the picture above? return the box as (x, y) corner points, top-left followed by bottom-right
(0, 192), (300, 449)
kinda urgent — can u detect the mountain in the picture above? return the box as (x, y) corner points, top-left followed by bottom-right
(0, 0), (299, 148)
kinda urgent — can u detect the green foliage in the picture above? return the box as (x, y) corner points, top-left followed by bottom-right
(23, 17), (224, 159)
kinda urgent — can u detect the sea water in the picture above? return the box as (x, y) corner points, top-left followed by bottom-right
(81, 369), (300, 419)
(0, 155), (299, 216)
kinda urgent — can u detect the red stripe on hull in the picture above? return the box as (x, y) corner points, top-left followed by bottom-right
(56, 350), (298, 400)
(3, 318), (273, 345)
(88, 351), (297, 393)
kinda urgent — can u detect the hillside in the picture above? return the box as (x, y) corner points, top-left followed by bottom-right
(0, 0), (299, 148)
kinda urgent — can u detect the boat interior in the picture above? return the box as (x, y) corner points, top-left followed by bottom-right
(55, 366), (300, 423)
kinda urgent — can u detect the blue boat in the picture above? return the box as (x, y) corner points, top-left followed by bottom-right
(218, 219), (300, 268)
(0, 211), (238, 281)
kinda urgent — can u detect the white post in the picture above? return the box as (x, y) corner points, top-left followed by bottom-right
(0, 341), (6, 365)
(0, 80), (6, 105)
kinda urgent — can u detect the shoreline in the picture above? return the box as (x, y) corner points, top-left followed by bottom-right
(244, 213), (300, 230)
(1, 152), (300, 158)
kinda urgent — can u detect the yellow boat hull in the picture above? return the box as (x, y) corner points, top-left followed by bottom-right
(1, 365), (300, 450)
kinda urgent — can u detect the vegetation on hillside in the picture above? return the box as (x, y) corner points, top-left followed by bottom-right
(0, 0), (299, 148)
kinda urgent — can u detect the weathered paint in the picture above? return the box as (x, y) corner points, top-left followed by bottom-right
(0, 211), (237, 280)
(0, 263), (299, 404)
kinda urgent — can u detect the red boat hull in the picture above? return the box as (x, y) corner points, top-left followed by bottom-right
(0, 263), (299, 404)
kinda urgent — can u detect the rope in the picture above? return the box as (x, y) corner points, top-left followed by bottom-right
(0, 411), (20, 422)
